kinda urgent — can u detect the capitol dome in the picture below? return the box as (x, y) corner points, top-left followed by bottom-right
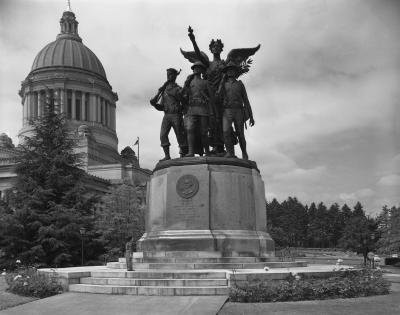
(30, 11), (107, 80)
(19, 8), (120, 166)
(31, 39), (107, 80)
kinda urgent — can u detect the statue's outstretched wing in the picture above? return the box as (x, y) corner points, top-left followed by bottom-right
(226, 45), (261, 76)
(180, 48), (210, 64)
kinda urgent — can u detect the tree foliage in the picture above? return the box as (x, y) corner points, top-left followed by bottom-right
(267, 198), (380, 253)
(376, 206), (400, 255)
(0, 102), (101, 268)
(95, 183), (145, 261)
(338, 203), (377, 262)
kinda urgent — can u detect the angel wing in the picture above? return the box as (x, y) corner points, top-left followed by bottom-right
(226, 45), (261, 76)
(180, 48), (210, 65)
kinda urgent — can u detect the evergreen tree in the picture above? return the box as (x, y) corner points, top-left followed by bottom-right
(341, 203), (352, 219)
(353, 202), (365, 217)
(327, 203), (341, 247)
(0, 97), (101, 267)
(376, 206), (400, 255)
(306, 202), (317, 247)
(95, 183), (144, 261)
(266, 197), (308, 247)
(307, 202), (329, 247)
(266, 199), (290, 247)
(338, 202), (377, 262)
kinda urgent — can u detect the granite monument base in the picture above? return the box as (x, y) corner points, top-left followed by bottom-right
(137, 157), (275, 258)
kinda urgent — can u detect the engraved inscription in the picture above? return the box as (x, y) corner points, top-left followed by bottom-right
(174, 202), (200, 221)
(176, 174), (199, 199)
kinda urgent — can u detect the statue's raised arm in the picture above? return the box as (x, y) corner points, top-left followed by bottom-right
(180, 26), (210, 68)
(187, 26), (209, 68)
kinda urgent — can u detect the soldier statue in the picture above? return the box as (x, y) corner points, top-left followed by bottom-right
(217, 61), (255, 160)
(182, 61), (214, 157)
(185, 27), (226, 155)
(150, 68), (186, 161)
(181, 26), (260, 158)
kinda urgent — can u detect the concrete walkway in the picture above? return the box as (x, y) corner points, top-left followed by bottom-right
(0, 293), (228, 315)
(2, 289), (400, 315)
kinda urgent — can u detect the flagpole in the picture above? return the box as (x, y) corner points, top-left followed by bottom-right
(137, 137), (140, 166)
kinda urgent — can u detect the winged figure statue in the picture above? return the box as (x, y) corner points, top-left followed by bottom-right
(179, 26), (260, 158)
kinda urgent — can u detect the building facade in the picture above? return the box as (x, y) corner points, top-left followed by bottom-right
(0, 7), (150, 198)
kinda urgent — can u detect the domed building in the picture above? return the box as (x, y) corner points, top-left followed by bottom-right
(0, 7), (150, 198)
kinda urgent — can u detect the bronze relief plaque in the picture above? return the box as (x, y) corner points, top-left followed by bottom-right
(176, 174), (199, 199)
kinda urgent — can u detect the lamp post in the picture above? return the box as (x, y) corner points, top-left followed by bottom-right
(79, 227), (86, 266)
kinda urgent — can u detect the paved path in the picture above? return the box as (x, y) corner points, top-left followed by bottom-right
(0, 293), (228, 315)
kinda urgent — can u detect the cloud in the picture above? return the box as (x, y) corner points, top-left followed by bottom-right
(339, 188), (375, 201)
(273, 165), (327, 183)
(377, 174), (400, 187)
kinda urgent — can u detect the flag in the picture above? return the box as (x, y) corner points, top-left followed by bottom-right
(134, 138), (139, 146)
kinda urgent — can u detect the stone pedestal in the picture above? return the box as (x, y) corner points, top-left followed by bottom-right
(137, 157), (274, 257)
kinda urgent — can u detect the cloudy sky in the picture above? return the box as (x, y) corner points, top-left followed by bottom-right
(1, 0), (399, 214)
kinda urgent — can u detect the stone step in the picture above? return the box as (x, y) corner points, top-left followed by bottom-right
(69, 284), (229, 296)
(121, 257), (279, 264)
(91, 270), (227, 279)
(107, 261), (307, 270)
(80, 277), (228, 287)
(132, 251), (224, 259)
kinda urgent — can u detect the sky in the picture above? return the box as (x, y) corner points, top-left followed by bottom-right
(0, 0), (399, 215)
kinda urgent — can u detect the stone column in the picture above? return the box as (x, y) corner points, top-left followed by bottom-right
(37, 91), (42, 117)
(60, 89), (65, 113)
(96, 96), (100, 122)
(105, 102), (109, 127)
(101, 98), (105, 125)
(26, 92), (31, 121)
(89, 93), (95, 121)
(108, 103), (112, 128)
(81, 92), (86, 121)
(71, 90), (76, 120)
(112, 104), (116, 130)
(32, 92), (37, 118)
(109, 105), (113, 129)
(23, 95), (27, 124)
(104, 101), (107, 126)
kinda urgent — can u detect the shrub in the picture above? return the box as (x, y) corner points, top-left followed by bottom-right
(229, 269), (390, 303)
(385, 257), (400, 265)
(4, 267), (63, 298)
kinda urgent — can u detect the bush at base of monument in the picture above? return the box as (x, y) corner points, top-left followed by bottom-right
(5, 267), (63, 298)
(229, 269), (390, 303)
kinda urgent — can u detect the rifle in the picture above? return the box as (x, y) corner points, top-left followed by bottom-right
(150, 81), (168, 107)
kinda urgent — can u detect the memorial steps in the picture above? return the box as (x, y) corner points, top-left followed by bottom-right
(69, 270), (230, 296)
(66, 251), (306, 296)
(107, 260), (307, 270)
(104, 251), (306, 270)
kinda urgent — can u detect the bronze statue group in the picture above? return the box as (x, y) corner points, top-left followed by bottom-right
(150, 27), (260, 161)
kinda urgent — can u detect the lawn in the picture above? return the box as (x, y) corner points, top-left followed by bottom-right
(0, 276), (37, 311)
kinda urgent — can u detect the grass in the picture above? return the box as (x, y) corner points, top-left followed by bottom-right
(0, 276), (37, 311)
